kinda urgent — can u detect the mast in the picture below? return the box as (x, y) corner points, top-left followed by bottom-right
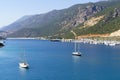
(20, 48), (27, 63)
(71, 30), (78, 52)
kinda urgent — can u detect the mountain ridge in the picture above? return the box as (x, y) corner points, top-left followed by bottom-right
(1, 0), (120, 38)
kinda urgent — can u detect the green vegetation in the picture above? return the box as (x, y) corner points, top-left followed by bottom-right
(62, 0), (120, 38)
(76, 17), (120, 35)
(2, 0), (120, 39)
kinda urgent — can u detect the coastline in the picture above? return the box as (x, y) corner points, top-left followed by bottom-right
(7, 37), (44, 40)
(5, 37), (120, 47)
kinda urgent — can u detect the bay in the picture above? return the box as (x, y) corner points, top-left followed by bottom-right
(0, 39), (120, 80)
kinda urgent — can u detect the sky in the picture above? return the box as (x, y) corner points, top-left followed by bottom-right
(0, 0), (102, 28)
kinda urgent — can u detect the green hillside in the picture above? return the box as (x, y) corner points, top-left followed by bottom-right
(62, 0), (120, 38)
(1, 0), (120, 39)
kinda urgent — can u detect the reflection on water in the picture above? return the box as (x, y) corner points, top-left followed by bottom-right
(72, 55), (82, 80)
(72, 56), (81, 63)
(19, 67), (28, 77)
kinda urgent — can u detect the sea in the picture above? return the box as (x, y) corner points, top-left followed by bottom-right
(0, 39), (120, 80)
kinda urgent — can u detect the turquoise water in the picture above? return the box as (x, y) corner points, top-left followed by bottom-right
(0, 39), (120, 80)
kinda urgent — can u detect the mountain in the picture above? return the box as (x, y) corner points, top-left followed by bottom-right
(1, 0), (120, 38)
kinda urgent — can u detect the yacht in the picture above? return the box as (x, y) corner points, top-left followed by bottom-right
(72, 52), (81, 56)
(19, 62), (29, 68)
(19, 49), (29, 68)
(72, 40), (82, 56)
(71, 30), (82, 56)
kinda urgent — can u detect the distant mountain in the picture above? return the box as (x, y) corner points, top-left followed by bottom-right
(1, 0), (120, 38)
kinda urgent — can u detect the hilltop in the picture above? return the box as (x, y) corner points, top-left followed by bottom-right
(1, 0), (120, 39)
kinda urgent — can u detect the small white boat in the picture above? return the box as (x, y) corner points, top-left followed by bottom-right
(71, 30), (82, 56)
(19, 62), (29, 68)
(72, 40), (82, 56)
(19, 49), (29, 68)
(72, 52), (81, 56)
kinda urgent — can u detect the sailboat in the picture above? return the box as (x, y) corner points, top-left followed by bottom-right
(19, 49), (29, 68)
(72, 40), (82, 56)
(19, 62), (29, 68)
(71, 31), (82, 56)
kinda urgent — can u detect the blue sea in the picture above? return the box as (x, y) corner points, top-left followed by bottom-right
(0, 39), (120, 80)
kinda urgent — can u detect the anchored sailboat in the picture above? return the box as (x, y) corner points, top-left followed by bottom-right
(71, 31), (82, 56)
(72, 40), (81, 56)
(19, 49), (29, 68)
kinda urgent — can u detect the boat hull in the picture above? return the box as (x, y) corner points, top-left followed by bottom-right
(0, 42), (4, 47)
(72, 52), (82, 56)
(19, 63), (29, 68)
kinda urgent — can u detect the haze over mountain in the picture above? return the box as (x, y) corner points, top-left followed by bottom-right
(1, 0), (120, 38)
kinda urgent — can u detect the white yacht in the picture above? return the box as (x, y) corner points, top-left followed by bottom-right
(19, 62), (29, 68)
(72, 40), (82, 56)
(71, 30), (82, 56)
(19, 49), (29, 68)
(72, 52), (81, 56)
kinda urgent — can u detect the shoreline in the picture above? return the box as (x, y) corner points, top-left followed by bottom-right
(7, 38), (37, 40)
(7, 37), (45, 40)
(5, 37), (120, 46)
